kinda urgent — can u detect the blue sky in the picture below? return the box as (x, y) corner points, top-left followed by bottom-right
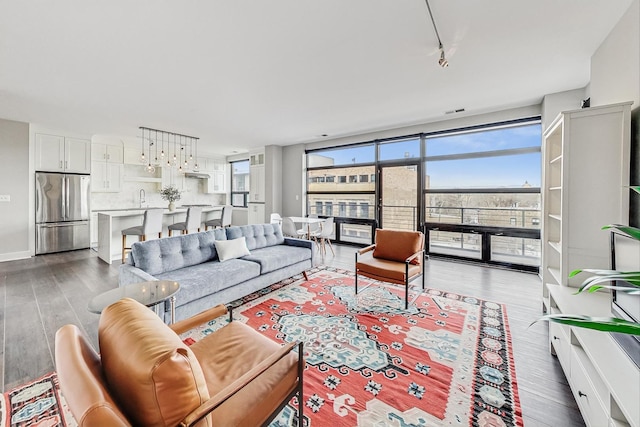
(311, 124), (542, 188)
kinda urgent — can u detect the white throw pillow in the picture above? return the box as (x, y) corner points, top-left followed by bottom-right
(215, 237), (251, 262)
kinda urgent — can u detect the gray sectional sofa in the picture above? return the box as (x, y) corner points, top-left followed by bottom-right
(119, 223), (314, 322)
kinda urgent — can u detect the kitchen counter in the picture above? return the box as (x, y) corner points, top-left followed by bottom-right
(97, 207), (222, 264)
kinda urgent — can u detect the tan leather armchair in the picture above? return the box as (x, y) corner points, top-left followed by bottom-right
(55, 298), (303, 426)
(355, 228), (426, 309)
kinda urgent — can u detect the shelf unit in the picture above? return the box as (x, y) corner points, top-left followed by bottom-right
(541, 102), (634, 427)
(541, 102), (632, 309)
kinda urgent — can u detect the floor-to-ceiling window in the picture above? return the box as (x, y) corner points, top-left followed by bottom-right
(230, 160), (250, 208)
(305, 118), (542, 270)
(424, 121), (541, 270)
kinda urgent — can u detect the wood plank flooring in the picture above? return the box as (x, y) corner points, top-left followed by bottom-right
(0, 245), (583, 426)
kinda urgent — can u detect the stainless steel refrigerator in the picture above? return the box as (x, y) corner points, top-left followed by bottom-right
(35, 172), (90, 254)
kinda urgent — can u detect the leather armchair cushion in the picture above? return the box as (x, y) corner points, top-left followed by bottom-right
(189, 321), (299, 426)
(99, 298), (211, 427)
(55, 324), (131, 427)
(357, 252), (423, 284)
(372, 229), (424, 265)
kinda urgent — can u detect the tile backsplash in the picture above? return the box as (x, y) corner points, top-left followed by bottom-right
(91, 178), (225, 210)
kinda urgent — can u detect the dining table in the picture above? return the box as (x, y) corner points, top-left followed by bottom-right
(288, 216), (324, 239)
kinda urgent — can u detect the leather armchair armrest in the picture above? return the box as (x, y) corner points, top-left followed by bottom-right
(169, 304), (228, 335)
(358, 244), (376, 256)
(179, 341), (302, 427)
(405, 249), (425, 264)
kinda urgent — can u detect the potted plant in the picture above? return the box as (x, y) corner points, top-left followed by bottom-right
(160, 185), (181, 211)
(538, 187), (640, 336)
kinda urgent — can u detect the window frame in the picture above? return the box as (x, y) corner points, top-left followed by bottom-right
(230, 159), (250, 208)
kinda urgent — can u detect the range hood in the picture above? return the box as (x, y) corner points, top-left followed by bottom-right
(184, 172), (211, 179)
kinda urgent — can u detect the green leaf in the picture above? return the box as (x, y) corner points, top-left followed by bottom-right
(602, 224), (640, 241)
(631, 186), (640, 194)
(535, 315), (640, 336)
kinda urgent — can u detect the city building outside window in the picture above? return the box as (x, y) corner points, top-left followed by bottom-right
(230, 160), (250, 208)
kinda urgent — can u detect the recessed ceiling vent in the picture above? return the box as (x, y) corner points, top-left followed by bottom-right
(445, 108), (466, 115)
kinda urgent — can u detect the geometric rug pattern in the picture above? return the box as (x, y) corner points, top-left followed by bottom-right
(0, 266), (522, 427)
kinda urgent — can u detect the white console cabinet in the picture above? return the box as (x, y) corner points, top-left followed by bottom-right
(547, 284), (639, 427)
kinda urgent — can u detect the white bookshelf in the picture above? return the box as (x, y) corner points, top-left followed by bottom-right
(541, 101), (635, 427)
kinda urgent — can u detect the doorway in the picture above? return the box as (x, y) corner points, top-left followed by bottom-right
(378, 163), (421, 231)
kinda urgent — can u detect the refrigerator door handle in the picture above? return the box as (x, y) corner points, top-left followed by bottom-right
(63, 175), (68, 221)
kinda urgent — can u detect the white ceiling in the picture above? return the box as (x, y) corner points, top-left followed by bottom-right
(0, 1), (633, 155)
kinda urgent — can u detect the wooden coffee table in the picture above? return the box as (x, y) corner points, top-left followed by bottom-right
(88, 280), (180, 324)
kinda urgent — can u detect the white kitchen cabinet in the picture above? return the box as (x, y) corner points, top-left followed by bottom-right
(249, 164), (265, 202)
(35, 133), (91, 173)
(247, 203), (266, 224)
(91, 162), (123, 192)
(92, 142), (123, 164)
(203, 158), (227, 194)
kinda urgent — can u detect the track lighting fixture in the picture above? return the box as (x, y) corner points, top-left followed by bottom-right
(425, 0), (448, 68)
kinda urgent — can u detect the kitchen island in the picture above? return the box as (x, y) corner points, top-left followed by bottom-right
(96, 207), (222, 264)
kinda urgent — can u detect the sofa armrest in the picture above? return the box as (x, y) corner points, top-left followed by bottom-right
(118, 264), (157, 287)
(284, 237), (315, 265)
(283, 237), (313, 249)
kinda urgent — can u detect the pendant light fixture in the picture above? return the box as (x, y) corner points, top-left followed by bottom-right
(138, 126), (200, 174)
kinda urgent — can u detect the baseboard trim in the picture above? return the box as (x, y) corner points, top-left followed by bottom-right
(0, 250), (32, 263)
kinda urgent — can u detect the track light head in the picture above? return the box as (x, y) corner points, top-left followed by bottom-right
(438, 47), (448, 68)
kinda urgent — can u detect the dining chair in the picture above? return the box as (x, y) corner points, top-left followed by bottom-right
(205, 205), (233, 229)
(297, 214), (321, 239)
(168, 207), (202, 236)
(281, 217), (299, 238)
(121, 209), (164, 263)
(311, 217), (335, 256)
(270, 213), (283, 225)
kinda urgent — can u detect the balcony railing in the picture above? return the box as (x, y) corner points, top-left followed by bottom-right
(425, 206), (540, 229)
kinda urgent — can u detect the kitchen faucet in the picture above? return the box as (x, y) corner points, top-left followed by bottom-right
(139, 189), (146, 208)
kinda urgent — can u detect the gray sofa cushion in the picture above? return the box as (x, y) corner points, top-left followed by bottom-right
(226, 224), (284, 250)
(131, 229), (227, 276)
(155, 258), (261, 305)
(242, 245), (312, 274)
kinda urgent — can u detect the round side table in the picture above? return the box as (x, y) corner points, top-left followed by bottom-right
(88, 280), (180, 324)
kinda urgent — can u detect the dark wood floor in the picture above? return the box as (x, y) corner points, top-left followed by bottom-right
(0, 244), (583, 426)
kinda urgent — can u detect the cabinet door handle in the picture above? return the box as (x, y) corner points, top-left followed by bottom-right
(60, 160), (63, 169)
(552, 335), (559, 341)
(103, 153), (106, 159)
(578, 391), (587, 398)
(65, 160), (68, 169)
(107, 153), (110, 160)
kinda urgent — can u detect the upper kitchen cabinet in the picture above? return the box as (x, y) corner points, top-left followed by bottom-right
(35, 133), (91, 173)
(92, 142), (123, 164)
(201, 157), (227, 194)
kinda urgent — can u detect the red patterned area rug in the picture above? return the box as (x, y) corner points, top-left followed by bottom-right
(0, 266), (522, 427)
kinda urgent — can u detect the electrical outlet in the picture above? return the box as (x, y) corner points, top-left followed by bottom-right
(0, 195), (10, 202)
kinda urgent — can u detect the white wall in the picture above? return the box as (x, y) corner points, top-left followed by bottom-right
(590, 0), (640, 109)
(0, 118), (30, 261)
(541, 88), (586, 131)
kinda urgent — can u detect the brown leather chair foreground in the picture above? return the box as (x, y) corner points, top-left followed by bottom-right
(55, 298), (303, 426)
(355, 228), (426, 309)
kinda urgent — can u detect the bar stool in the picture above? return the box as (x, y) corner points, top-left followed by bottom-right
(168, 207), (202, 236)
(121, 209), (164, 263)
(205, 205), (233, 230)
